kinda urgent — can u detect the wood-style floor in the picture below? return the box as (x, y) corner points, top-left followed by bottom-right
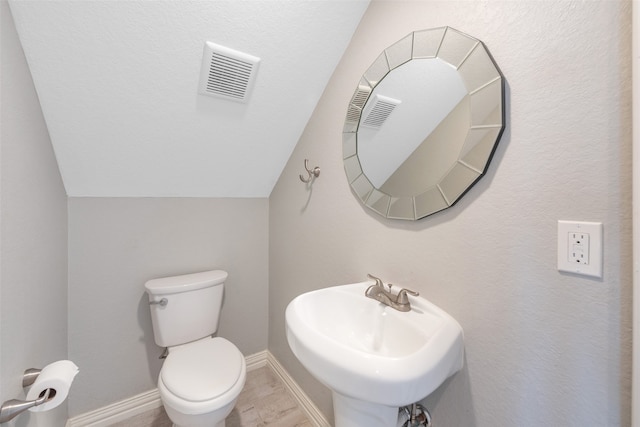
(110, 366), (314, 426)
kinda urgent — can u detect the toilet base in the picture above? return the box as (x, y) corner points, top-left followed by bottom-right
(164, 400), (233, 427)
(172, 422), (224, 427)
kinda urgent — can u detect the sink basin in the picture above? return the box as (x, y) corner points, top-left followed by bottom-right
(286, 281), (464, 427)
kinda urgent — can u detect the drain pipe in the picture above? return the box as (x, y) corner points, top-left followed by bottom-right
(397, 403), (432, 427)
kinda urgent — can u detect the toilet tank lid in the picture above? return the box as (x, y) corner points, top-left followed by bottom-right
(144, 270), (228, 295)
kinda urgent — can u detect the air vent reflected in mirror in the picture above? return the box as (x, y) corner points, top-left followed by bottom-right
(360, 94), (401, 129)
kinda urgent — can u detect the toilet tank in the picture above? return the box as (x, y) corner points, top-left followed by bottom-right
(145, 270), (228, 348)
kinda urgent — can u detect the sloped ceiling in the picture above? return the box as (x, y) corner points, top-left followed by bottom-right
(8, 0), (369, 197)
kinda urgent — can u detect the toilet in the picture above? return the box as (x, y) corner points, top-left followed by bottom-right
(145, 270), (246, 427)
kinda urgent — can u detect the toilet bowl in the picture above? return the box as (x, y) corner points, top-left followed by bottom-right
(144, 270), (246, 427)
(158, 338), (246, 427)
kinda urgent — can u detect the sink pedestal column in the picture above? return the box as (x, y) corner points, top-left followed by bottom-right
(332, 392), (398, 427)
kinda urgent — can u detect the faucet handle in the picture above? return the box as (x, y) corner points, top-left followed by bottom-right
(396, 288), (419, 304)
(366, 273), (384, 287)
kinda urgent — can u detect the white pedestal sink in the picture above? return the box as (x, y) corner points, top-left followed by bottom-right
(285, 281), (464, 427)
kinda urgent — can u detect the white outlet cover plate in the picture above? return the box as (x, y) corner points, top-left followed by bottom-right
(557, 220), (603, 278)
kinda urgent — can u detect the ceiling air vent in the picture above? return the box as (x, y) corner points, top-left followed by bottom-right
(199, 42), (260, 103)
(361, 94), (401, 129)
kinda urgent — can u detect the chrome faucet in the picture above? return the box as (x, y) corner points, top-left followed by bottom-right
(365, 274), (419, 312)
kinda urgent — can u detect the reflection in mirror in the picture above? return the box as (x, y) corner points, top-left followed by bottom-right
(343, 27), (505, 220)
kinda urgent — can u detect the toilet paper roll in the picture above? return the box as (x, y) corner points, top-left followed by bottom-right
(26, 360), (79, 412)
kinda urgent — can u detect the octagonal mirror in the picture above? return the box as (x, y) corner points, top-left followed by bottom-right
(343, 27), (505, 220)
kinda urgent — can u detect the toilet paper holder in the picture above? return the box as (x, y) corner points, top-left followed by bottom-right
(0, 368), (53, 423)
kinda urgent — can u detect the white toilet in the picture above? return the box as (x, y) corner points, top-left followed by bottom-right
(145, 270), (246, 427)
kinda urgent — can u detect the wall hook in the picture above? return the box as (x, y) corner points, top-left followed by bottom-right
(299, 159), (320, 183)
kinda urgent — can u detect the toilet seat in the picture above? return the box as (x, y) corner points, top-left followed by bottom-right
(158, 337), (246, 415)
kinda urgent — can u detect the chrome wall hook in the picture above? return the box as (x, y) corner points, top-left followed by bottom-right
(299, 159), (320, 183)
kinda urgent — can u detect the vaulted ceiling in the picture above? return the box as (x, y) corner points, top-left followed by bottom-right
(8, 0), (369, 197)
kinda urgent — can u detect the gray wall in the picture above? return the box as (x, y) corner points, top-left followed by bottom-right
(1, 1), (633, 425)
(0, 1), (69, 426)
(67, 198), (269, 416)
(269, 1), (632, 426)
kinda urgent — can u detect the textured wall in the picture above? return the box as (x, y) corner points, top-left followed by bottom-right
(0, 1), (69, 425)
(68, 198), (269, 416)
(269, 1), (632, 426)
(8, 0), (369, 198)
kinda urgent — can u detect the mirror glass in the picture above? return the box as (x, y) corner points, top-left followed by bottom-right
(343, 27), (505, 220)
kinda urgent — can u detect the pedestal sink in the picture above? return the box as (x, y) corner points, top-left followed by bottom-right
(285, 280), (464, 427)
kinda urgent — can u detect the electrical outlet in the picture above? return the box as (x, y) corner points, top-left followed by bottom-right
(568, 231), (589, 264)
(557, 220), (603, 278)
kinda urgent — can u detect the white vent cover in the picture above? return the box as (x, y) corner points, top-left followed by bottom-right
(352, 85), (371, 109)
(198, 42), (260, 103)
(361, 94), (401, 129)
(346, 85), (371, 123)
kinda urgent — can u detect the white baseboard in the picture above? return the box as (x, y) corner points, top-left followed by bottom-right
(265, 352), (331, 427)
(66, 350), (330, 427)
(245, 349), (269, 370)
(65, 389), (162, 427)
